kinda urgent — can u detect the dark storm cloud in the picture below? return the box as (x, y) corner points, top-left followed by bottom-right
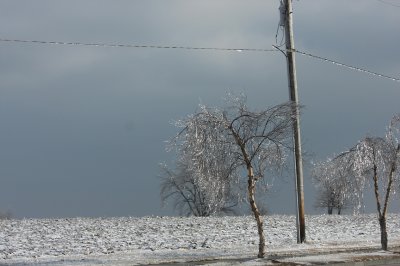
(0, 0), (399, 217)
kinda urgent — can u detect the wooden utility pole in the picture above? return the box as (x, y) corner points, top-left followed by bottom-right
(283, 0), (306, 243)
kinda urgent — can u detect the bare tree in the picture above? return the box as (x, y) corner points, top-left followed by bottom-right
(160, 158), (238, 217)
(317, 115), (400, 250)
(167, 94), (296, 258)
(312, 161), (351, 214)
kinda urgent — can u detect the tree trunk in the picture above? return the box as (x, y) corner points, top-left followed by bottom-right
(230, 127), (266, 258)
(372, 156), (389, 251)
(327, 206), (333, 215)
(247, 167), (266, 258)
(379, 215), (388, 250)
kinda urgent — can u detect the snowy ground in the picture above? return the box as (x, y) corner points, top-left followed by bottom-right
(1, 214), (400, 265)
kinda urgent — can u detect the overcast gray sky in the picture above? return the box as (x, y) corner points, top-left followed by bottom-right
(0, 0), (399, 218)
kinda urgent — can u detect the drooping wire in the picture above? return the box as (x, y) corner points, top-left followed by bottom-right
(0, 38), (277, 53)
(291, 48), (400, 83)
(275, 0), (286, 48)
(0, 37), (399, 83)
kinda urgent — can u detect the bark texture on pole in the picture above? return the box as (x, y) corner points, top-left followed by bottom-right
(284, 0), (306, 243)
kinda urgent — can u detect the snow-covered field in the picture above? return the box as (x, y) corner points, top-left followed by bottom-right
(1, 214), (400, 265)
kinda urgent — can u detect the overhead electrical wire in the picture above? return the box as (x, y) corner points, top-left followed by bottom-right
(0, 38), (277, 53)
(291, 49), (400, 83)
(376, 0), (400, 8)
(0, 37), (399, 83)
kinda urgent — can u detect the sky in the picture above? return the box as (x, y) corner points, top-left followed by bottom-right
(0, 0), (399, 218)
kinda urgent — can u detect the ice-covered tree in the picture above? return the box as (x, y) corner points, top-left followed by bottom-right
(312, 160), (351, 214)
(160, 155), (239, 217)
(167, 94), (297, 258)
(317, 115), (400, 250)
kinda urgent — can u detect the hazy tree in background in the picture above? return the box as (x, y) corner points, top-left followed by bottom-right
(318, 115), (400, 250)
(312, 160), (351, 214)
(160, 156), (239, 217)
(167, 94), (296, 258)
(0, 210), (12, 220)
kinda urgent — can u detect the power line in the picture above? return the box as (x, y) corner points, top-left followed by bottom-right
(0, 37), (399, 83)
(376, 0), (400, 8)
(291, 49), (400, 83)
(0, 38), (277, 53)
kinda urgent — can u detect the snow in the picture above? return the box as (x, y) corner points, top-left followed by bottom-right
(1, 214), (400, 265)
